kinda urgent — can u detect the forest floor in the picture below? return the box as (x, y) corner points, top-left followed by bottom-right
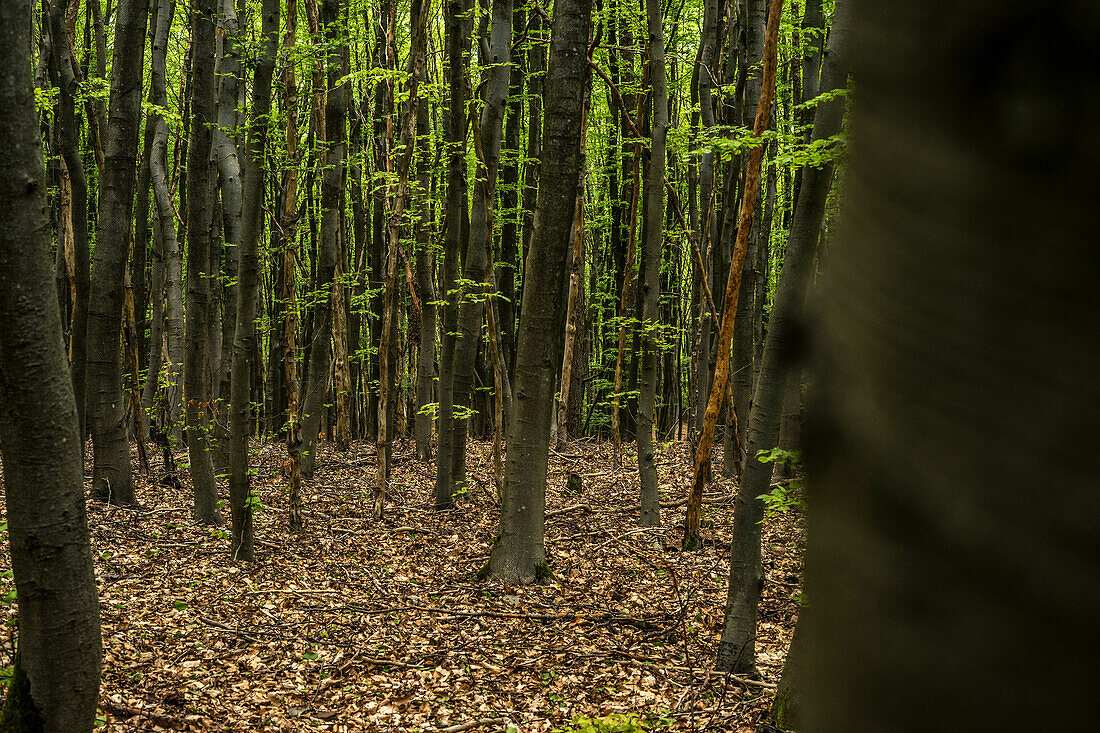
(0, 437), (804, 732)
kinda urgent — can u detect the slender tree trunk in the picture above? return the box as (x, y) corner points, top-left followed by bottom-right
(281, 0), (304, 530)
(185, 0), (224, 525)
(498, 4), (524, 378)
(683, 0), (784, 551)
(147, 0), (182, 449)
(489, 0), (590, 584)
(210, 0), (245, 475)
(376, 0), (428, 517)
(228, 0), (277, 562)
(439, 0), (513, 503)
(85, 0), (150, 506)
(0, 5), (102, 720)
(45, 0), (92, 446)
(298, 0), (345, 479)
(413, 57), (437, 461)
(636, 0), (668, 528)
(610, 92), (644, 464)
(555, 130), (588, 450)
(433, 0), (474, 508)
(716, 0), (848, 672)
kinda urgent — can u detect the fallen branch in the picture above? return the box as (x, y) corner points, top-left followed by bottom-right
(545, 503), (592, 519)
(100, 700), (192, 730)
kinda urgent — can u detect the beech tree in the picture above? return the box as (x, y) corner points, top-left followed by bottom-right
(717, 0), (850, 674)
(183, 0), (224, 525)
(801, 1), (1099, 730)
(0, 2), (101, 724)
(489, 0), (591, 584)
(85, 0), (149, 506)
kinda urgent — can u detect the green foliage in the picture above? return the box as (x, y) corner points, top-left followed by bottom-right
(555, 713), (649, 733)
(755, 449), (805, 519)
(245, 490), (266, 513)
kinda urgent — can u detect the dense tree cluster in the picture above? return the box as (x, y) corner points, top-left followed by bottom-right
(16, 0), (1094, 730)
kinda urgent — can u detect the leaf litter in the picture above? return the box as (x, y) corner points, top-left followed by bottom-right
(0, 438), (805, 732)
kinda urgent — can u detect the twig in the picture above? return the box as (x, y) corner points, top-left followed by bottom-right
(198, 616), (261, 643)
(99, 700), (192, 729)
(545, 503), (592, 519)
(437, 718), (507, 733)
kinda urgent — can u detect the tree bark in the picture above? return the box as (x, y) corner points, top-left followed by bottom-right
(280, 0), (304, 530)
(413, 40), (437, 462)
(376, 0), (428, 517)
(488, 0), (590, 584)
(636, 0), (668, 528)
(683, 0), (784, 551)
(437, 0), (513, 505)
(228, 0), (277, 562)
(184, 0), (224, 524)
(210, 0), (245, 475)
(298, 0), (346, 479)
(802, 3), (1099, 731)
(85, 0), (150, 506)
(147, 0), (183, 450)
(0, 4), (102, 721)
(46, 0), (92, 448)
(715, 0), (849, 672)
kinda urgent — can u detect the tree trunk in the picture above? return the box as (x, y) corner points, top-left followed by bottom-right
(184, 0), (224, 525)
(298, 0), (345, 479)
(610, 91), (643, 463)
(555, 139), (588, 450)
(636, 0), (668, 528)
(0, 5), (102, 721)
(279, 0), (304, 530)
(85, 0), (150, 506)
(775, 368), (802, 480)
(693, 0), (719, 436)
(413, 50), (437, 461)
(683, 0), (784, 551)
(45, 0), (91, 446)
(488, 0), (590, 584)
(438, 0), (513, 505)
(147, 0), (183, 450)
(434, 0), (482, 507)
(228, 0), (277, 562)
(715, 0), (849, 672)
(210, 0), (245, 476)
(802, 3), (1099, 731)
(376, 0), (427, 517)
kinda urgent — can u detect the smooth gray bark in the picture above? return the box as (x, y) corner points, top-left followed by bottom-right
(147, 0), (183, 447)
(488, 0), (590, 584)
(85, 0), (150, 505)
(184, 0), (224, 524)
(228, 0), (277, 562)
(0, 4), (102, 722)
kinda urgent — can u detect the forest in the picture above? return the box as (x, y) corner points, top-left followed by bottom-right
(0, 0), (1095, 730)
